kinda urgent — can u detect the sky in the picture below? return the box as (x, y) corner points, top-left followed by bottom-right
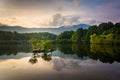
(0, 0), (120, 28)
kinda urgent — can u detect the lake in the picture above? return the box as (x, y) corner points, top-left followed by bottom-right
(0, 43), (120, 80)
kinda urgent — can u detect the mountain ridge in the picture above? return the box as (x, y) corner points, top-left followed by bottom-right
(0, 24), (89, 34)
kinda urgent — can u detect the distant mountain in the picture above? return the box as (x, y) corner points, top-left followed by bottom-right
(0, 24), (89, 34)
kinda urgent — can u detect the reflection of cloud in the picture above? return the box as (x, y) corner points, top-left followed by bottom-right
(0, 56), (119, 80)
(51, 57), (65, 71)
(51, 57), (98, 71)
(51, 57), (81, 71)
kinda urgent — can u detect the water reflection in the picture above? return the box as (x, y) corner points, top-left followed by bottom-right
(57, 44), (74, 54)
(41, 52), (52, 61)
(0, 43), (31, 56)
(29, 51), (53, 64)
(0, 43), (120, 64)
(29, 53), (38, 64)
(90, 44), (120, 63)
(72, 43), (90, 58)
(57, 43), (120, 64)
(0, 43), (120, 80)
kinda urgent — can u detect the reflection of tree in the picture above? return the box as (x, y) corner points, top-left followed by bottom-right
(71, 43), (120, 63)
(28, 40), (55, 64)
(0, 43), (31, 56)
(57, 44), (74, 54)
(41, 52), (52, 61)
(29, 43), (120, 64)
(29, 51), (53, 64)
(90, 44), (120, 63)
(29, 53), (38, 64)
(72, 43), (90, 58)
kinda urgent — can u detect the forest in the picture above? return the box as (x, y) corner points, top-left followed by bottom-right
(0, 22), (120, 45)
(0, 31), (56, 42)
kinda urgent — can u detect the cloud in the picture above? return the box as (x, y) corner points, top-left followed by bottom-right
(2, 0), (60, 11)
(55, 5), (63, 11)
(35, 14), (81, 27)
(46, 13), (101, 27)
(73, 0), (80, 7)
(3, 0), (52, 6)
(0, 0), (119, 28)
(79, 0), (120, 23)
(71, 0), (120, 23)
(49, 14), (65, 27)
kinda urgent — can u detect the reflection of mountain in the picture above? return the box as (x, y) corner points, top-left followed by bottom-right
(0, 24), (89, 34)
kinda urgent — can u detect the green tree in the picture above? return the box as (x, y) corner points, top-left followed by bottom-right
(28, 38), (39, 49)
(85, 25), (97, 42)
(57, 31), (74, 40)
(72, 28), (85, 43)
(56, 31), (74, 43)
(41, 40), (53, 49)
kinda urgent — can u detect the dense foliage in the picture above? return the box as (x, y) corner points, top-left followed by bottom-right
(0, 31), (57, 41)
(56, 31), (74, 43)
(72, 28), (87, 42)
(0, 22), (119, 44)
(72, 22), (120, 44)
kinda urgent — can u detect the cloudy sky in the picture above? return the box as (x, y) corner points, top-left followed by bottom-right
(0, 0), (120, 28)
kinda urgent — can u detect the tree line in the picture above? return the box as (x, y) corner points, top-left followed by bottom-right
(57, 22), (120, 44)
(0, 31), (57, 41)
(0, 22), (120, 44)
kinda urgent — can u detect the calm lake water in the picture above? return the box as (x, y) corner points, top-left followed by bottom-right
(0, 43), (120, 80)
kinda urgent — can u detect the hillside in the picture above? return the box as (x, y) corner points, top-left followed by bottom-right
(0, 24), (89, 34)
